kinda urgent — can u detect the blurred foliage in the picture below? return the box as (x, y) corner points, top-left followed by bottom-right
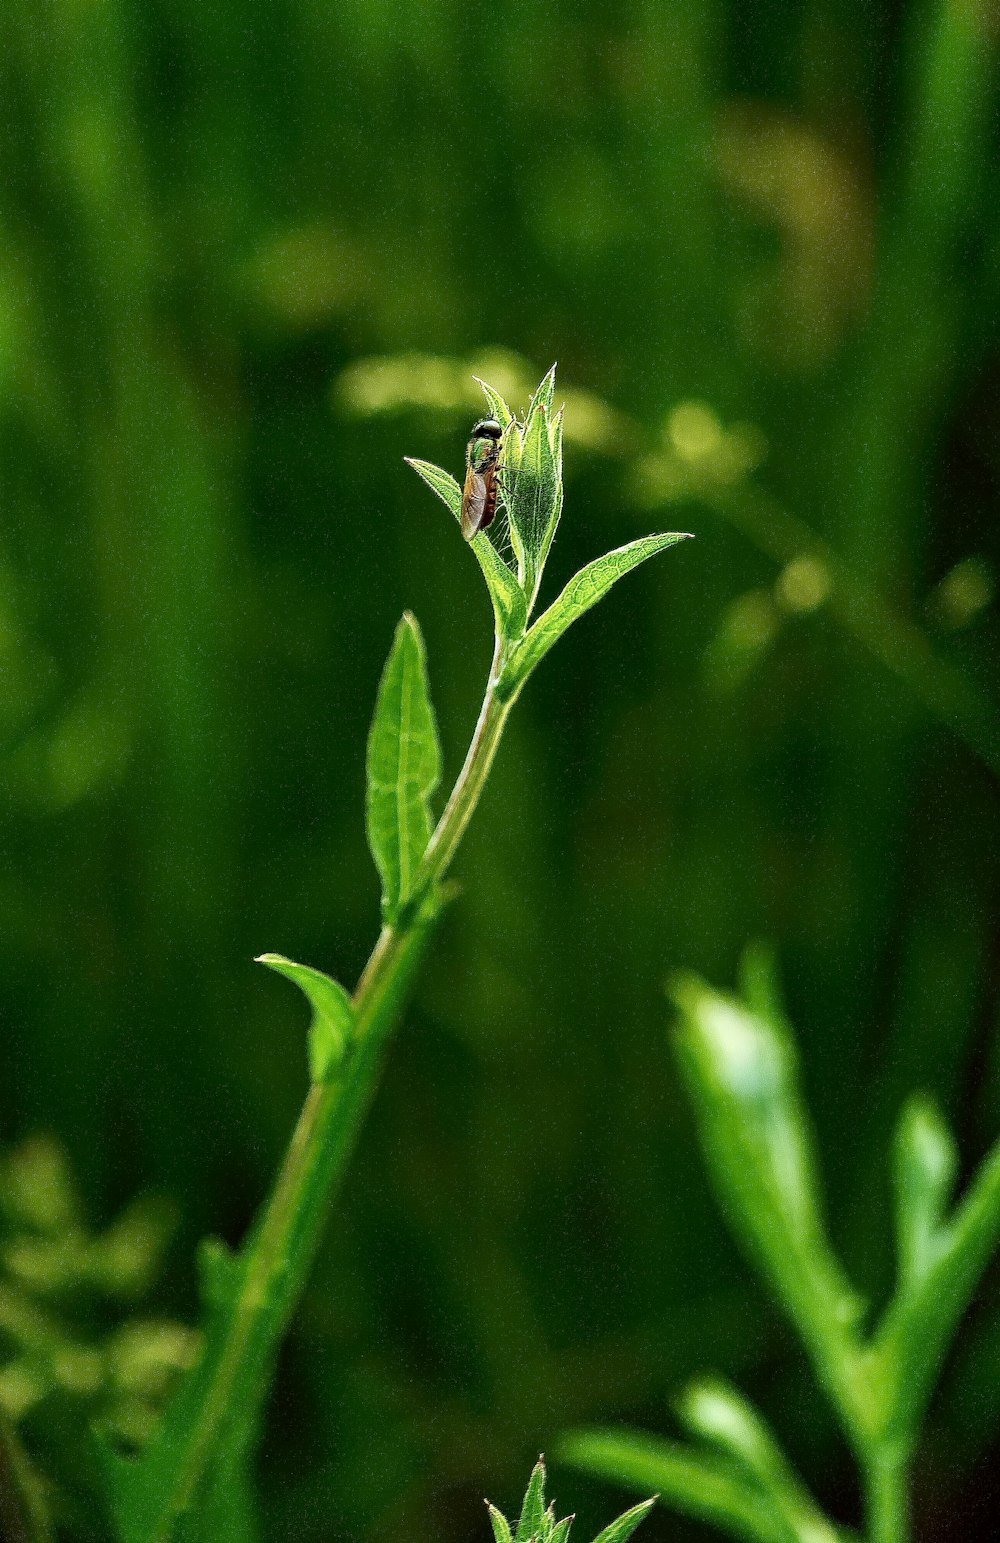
(0, 1136), (196, 1536)
(0, 0), (999, 1537)
(564, 955), (1000, 1543)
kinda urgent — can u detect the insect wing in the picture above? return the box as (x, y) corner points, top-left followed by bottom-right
(461, 465), (488, 540)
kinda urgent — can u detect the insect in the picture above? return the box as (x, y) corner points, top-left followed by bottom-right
(460, 418), (504, 540)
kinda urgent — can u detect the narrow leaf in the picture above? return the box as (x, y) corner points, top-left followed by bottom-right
(678, 1378), (840, 1543)
(499, 534), (691, 699)
(488, 1504), (514, 1543)
(515, 1459), (547, 1543)
(590, 1498), (657, 1543)
(550, 1518), (573, 1543)
(670, 972), (865, 1428)
(893, 1094), (957, 1292)
(506, 402), (559, 607)
(256, 953), (355, 1081)
(366, 612), (441, 922)
(198, 1235), (242, 1312)
(473, 377), (515, 430)
(879, 1128), (1000, 1431)
(526, 363), (557, 419)
(404, 456), (463, 520)
(559, 1429), (789, 1543)
(406, 457), (526, 640)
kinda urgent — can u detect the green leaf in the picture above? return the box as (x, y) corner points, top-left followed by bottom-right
(893, 1094), (957, 1292)
(0, 1412), (54, 1543)
(670, 972), (865, 1429)
(515, 1458), (547, 1543)
(365, 612), (441, 923)
(473, 376), (515, 430)
(550, 1518), (573, 1543)
(255, 954), (355, 1081)
(488, 1504), (514, 1543)
(198, 1235), (241, 1312)
(559, 1429), (790, 1543)
(878, 1127), (1000, 1433)
(678, 1378), (840, 1543)
(526, 363), (557, 420)
(498, 534), (691, 699)
(405, 457), (526, 640)
(506, 402), (560, 608)
(404, 456), (463, 520)
(590, 1498), (657, 1543)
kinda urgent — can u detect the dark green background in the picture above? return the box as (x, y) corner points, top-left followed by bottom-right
(1, 0), (999, 1537)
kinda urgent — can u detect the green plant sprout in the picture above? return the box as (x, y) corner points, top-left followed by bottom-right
(91, 367), (689, 1543)
(560, 946), (1000, 1543)
(489, 1458), (655, 1543)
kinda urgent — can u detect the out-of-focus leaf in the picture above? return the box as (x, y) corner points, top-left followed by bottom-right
(879, 1127), (1000, 1432)
(365, 613), (441, 923)
(559, 1429), (789, 1543)
(255, 954), (355, 1081)
(893, 1094), (957, 1293)
(670, 971), (866, 1430)
(499, 535), (691, 699)
(678, 1379), (841, 1543)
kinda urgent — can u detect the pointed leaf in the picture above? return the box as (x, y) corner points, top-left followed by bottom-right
(539, 1501), (557, 1543)
(670, 972), (865, 1415)
(406, 457), (526, 641)
(506, 402), (559, 607)
(366, 613), (441, 922)
(893, 1094), (957, 1292)
(499, 535), (691, 699)
(256, 953), (355, 1081)
(474, 377), (515, 430)
(559, 1429), (789, 1543)
(515, 1459), (547, 1543)
(678, 1378), (840, 1543)
(526, 363), (557, 419)
(590, 1498), (657, 1543)
(0, 1413), (54, 1543)
(405, 456), (463, 520)
(550, 1518), (574, 1543)
(879, 1126), (1000, 1431)
(198, 1235), (242, 1312)
(488, 1504), (515, 1543)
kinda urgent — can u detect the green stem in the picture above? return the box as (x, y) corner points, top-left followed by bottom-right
(416, 634), (513, 892)
(864, 1444), (910, 1543)
(138, 634), (518, 1538)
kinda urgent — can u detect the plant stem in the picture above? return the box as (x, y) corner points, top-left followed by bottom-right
(864, 1444), (910, 1543)
(416, 634), (513, 891)
(147, 632), (517, 1535)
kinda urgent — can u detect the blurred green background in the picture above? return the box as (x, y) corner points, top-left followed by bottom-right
(1, 0), (999, 1537)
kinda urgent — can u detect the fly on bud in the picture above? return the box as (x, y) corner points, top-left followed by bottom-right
(461, 418), (504, 540)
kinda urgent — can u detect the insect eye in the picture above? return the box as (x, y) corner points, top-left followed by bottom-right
(471, 419), (502, 441)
